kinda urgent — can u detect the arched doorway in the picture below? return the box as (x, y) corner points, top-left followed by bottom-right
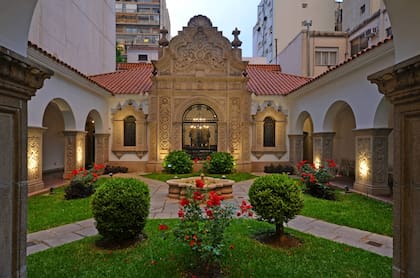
(303, 116), (314, 163)
(85, 116), (95, 168)
(182, 104), (218, 160)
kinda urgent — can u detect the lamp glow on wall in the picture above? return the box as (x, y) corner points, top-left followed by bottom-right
(28, 149), (38, 175)
(76, 144), (83, 166)
(359, 157), (369, 177)
(314, 156), (321, 169)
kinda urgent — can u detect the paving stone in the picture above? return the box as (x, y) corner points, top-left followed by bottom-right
(27, 243), (50, 255)
(43, 232), (84, 247)
(76, 219), (95, 228)
(75, 227), (98, 237)
(27, 230), (54, 242)
(365, 233), (393, 248)
(51, 223), (85, 235)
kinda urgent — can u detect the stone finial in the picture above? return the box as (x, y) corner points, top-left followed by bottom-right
(159, 27), (169, 47)
(231, 27), (242, 48)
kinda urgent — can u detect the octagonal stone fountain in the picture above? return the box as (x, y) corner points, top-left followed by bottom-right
(166, 175), (234, 200)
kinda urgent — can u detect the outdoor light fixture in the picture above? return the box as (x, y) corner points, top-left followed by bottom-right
(359, 158), (369, 177)
(109, 172), (113, 178)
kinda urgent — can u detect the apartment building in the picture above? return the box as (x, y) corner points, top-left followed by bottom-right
(253, 0), (338, 64)
(116, 0), (170, 62)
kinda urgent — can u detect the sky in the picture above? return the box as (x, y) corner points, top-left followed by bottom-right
(166, 0), (260, 57)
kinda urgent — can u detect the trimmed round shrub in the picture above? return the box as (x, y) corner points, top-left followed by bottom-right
(204, 152), (235, 174)
(92, 177), (150, 241)
(248, 174), (304, 236)
(163, 150), (193, 174)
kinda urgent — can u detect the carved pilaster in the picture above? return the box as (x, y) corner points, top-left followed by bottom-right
(312, 132), (335, 167)
(288, 134), (304, 165)
(27, 127), (47, 193)
(0, 46), (52, 277)
(94, 133), (110, 164)
(229, 97), (241, 160)
(353, 128), (392, 196)
(63, 131), (86, 178)
(368, 54), (420, 277)
(158, 96), (171, 160)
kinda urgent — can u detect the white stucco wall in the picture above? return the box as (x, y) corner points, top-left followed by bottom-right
(286, 40), (394, 134)
(28, 0), (116, 75)
(278, 33), (303, 76)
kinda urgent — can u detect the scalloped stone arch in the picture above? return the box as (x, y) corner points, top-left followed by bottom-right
(173, 97), (226, 123)
(295, 111), (313, 134)
(323, 100), (355, 131)
(43, 98), (76, 130)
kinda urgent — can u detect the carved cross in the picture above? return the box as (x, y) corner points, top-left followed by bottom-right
(231, 27), (242, 48)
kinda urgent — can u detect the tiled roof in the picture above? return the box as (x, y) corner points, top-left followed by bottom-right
(27, 42), (114, 95)
(116, 62), (152, 71)
(288, 36), (393, 94)
(247, 68), (311, 96)
(90, 64), (153, 94)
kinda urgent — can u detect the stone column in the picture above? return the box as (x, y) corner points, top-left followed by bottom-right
(63, 131), (86, 178)
(369, 54), (420, 278)
(312, 132), (335, 167)
(27, 127), (47, 193)
(94, 133), (110, 165)
(0, 46), (52, 277)
(353, 128), (392, 195)
(288, 134), (304, 165)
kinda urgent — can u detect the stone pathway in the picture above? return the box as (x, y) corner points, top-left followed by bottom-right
(27, 175), (392, 258)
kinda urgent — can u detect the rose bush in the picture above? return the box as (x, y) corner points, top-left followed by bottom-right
(64, 163), (105, 200)
(296, 159), (337, 200)
(160, 180), (252, 275)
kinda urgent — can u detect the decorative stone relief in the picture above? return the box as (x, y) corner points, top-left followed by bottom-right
(251, 106), (287, 159)
(111, 104), (148, 159)
(27, 135), (41, 180)
(356, 137), (371, 184)
(159, 96), (171, 159)
(288, 135), (304, 165)
(94, 133), (110, 164)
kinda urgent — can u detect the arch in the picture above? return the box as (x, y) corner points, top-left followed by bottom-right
(84, 110), (104, 168)
(43, 98), (76, 130)
(182, 104), (218, 159)
(85, 109), (104, 133)
(295, 111), (313, 133)
(173, 97), (227, 123)
(373, 97), (392, 128)
(323, 100), (355, 131)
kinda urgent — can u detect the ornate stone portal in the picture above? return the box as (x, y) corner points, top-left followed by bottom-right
(149, 15), (251, 172)
(369, 54), (420, 277)
(0, 46), (52, 277)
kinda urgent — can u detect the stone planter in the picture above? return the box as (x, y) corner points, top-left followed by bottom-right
(166, 177), (234, 199)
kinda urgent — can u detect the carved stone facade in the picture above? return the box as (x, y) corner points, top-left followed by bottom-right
(150, 15), (251, 172)
(94, 133), (110, 164)
(288, 134), (304, 165)
(111, 104), (148, 159)
(353, 128), (392, 195)
(63, 131), (86, 178)
(312, 132), (335, 167)
(28, 127), (47, 192)
(369, 54), (420, 278)
(251, 106), (287, 159)
(0, 46), (52, 277)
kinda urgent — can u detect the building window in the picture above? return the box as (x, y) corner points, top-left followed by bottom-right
(302, 3), (308, 8)
(124, 116), (136, 146)
(138, 54), (148, 61)
(386, 27), (393, 37)
(350, 34), (368, 56)
(315, 47), (338, 66)
(360, 4), (366, 15)
(263, 117), (275, 147)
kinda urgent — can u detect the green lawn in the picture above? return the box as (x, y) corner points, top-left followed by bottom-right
(300, 190), (393, 236)
(27, 219), (391, 278)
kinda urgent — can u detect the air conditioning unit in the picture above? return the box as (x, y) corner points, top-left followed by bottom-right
(365, 27), (378, 38)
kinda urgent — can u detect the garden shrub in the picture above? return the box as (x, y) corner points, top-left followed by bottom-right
(64, 164), (104, 200)
(92, 177), (150, 241)
(248, 174), (304, 236)
(296, 160), (336, 200)
(103, 165), (128, 175)
(204, 152), (235, 174)
(163, 150), (193, 174)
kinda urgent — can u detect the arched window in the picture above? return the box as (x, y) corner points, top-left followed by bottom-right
(124, 116), (136, 146)
(263, 117), (275, 147)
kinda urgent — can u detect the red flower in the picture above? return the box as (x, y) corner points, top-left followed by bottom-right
(159, 224), (169, 231)
(207, 191), (223, 206)
(189, 240), (195, 247)
(194, 157), (199, 163)
(180, 198), (190, 207)
(193, 191), (204, 201)
(206, 155), (211, 161)
(195, 179), (205, 188)
(240, 200), (253, 214)
(178, 209), (185, 218)
(205, 208), (214, 218)
(326, 159), (337, 168)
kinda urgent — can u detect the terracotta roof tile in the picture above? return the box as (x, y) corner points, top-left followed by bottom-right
(116, 62), (152, 71)
(247, 68), (311, 96)
(90, 64), (153, 94)
(28, 42), (114, 95)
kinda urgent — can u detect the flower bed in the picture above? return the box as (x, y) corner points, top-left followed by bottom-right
(166, 176), (234, 199)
